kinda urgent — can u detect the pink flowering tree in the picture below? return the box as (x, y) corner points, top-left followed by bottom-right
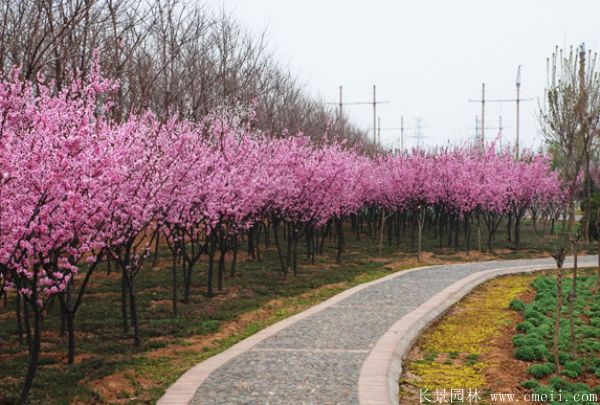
(0, 66), (116, 404)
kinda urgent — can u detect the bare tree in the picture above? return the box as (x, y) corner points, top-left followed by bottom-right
(0, 0), (369, 147)
(540, 44), (600, 235)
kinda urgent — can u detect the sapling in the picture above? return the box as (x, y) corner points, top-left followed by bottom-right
(551, 246), (566, 374)
(568, 233), (581, 359)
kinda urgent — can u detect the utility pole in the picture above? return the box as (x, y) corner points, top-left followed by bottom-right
(327, 85), (388, 146)
(469, 68), (531, 157)
(498, 115), (503, 137)
(481, 83), (485, 149)
(339, 85), (343, 118)
(373, 85), (377, 144)
(377, 116), (381, 145)
(515, 66), (521, 159)
(469, 83), (486, 151)
(401, 116), (405, 151)
(378, 117), (409, 152)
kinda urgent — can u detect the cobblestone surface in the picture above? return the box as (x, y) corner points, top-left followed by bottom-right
(190, 256), (594, 405)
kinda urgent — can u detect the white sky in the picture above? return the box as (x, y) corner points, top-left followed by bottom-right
(206, 0), (600, 151)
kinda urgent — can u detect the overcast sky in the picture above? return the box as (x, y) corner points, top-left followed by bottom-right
(206, 0), (600, 151)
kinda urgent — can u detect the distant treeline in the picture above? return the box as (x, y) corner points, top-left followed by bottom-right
(0, 0), (368, 146)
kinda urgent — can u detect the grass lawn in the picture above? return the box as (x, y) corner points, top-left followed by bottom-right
(0, 218), (596, 404)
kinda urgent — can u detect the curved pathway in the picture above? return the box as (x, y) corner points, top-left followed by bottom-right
(158, 256), (596, 405)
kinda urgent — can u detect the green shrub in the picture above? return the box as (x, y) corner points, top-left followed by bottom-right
(510, 299), (526, 312)
(581, 325), (600, 338)
(531, 384), (555, 400)
(578, 338), (600, 353)
(535, 323), (552, 337)
(528, 363), (555, 378)
(562, 360), (583, 378)
(516, 321), (536, 334)
(513, 334), (545, 348)
(515, 344), (548, 361)
(521, 379), (540, 389)
(557, 351), (571, 365)
(524, 308), (546, 326)
(561, 369), (578, 378)
(533, 296), (556, 312)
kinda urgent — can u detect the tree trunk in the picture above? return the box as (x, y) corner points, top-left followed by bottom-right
(453, 217), (459, 251)
(285, 223), (293, 274)
(336, 218), (344, 263)
(247, 226), (255, 259)
(230, 236), (238, 277)
(183, 259), (193, 304)
(476, 212), (482, 252)
(272, 219), (286, 274)
(153, 230), (160, 267)
(217, 248), (226, 291)
(292, 229), (299, 276)
(19, 305), (41, 405)
(553, 266), (563, 375)
(311, 227), (316, 264)
(255, 225), (262, 260)
(121, 267), (129, 333)
(378, 210), (386, 256)
(171, 253), (178, 316)
(568, 240), (578, 359)
(206, 235), (217, 296)
(23, 297), (33, 355)
(16, 293), (24, 346)
(126, 274), (140, 347)
(66, 310), (76, 364)
(514, 212), (522, 249)
(417, 207), (425, 262)
(318, 222), (330, 254)
(506, 213), (512, 243)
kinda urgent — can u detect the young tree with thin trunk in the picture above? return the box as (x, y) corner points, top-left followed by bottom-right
(540, 44), (600, 235)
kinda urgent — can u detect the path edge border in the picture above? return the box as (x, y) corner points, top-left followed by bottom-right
(357, 258), (594, 405)
(156, 262), (447, 404)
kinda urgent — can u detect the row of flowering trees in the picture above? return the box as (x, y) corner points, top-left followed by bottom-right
(0, 71), (567, 403)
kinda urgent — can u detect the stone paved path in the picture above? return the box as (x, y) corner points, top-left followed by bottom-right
(161, 256), (596, 405)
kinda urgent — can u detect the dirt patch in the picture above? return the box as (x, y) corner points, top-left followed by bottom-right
(88, 370), (154, 404)
(383, 252), (443, 270)
(148, 299), (172, 310)
(0, 310), (16, 321)
(481, 292), (532, 396)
